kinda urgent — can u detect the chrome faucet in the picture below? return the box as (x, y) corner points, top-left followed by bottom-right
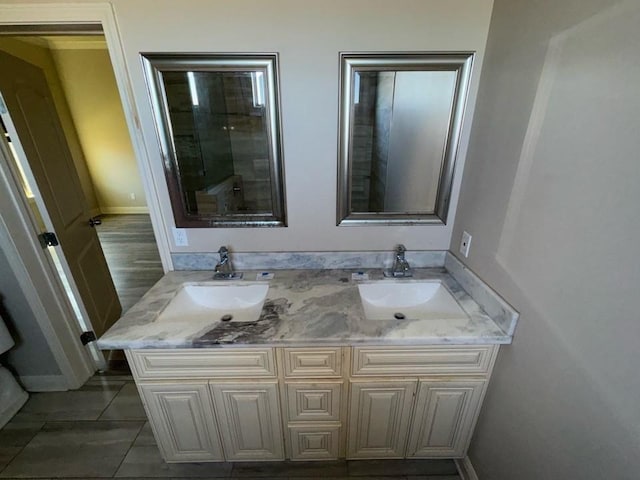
(384, 244), (413, 278)
(213, 246), (243, 279)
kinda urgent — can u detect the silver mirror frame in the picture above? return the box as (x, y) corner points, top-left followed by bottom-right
(337, 52), (474, 226)
(141, 53), (287, 228)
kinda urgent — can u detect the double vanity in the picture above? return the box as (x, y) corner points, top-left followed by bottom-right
(98, 252), (517, 464)
(124, 52), (501, 463)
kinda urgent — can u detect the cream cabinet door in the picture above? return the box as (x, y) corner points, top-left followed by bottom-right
(407, 379), (485, 458)
(210, 381), (284, 461)
(138, 382), (224, 462)
(347, 380), (417, 459)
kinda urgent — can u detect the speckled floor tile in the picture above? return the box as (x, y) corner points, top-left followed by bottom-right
(231, 461), (348, 477)
(115, 445), (232, 478)
(0, 420), (43, 447)
(0, 421), (143, 478)
(133, 421), (157, 446)
(348, 459), (458, 477)
(99, 383), (146, 421)
(0, 446), (22, 472)
(16, 389), (119, 421)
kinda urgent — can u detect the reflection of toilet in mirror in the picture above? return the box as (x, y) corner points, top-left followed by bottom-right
(0, 315), (28, 428)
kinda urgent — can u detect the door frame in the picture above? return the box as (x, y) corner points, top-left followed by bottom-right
(0, 2), (172, 387)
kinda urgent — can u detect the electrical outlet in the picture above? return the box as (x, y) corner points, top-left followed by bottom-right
(173, 228), (188, 246)
(459, 231), (472, 258)
(129, 192), (136, 200)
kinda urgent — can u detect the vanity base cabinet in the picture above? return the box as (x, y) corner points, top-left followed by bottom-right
(128, 345), (497, 463)
(210, 381), (284, 461)
(137, 382), (224, 462)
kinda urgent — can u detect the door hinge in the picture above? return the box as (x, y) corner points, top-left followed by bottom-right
(80, 331), (97, 345)
(38, 231), (59, 248)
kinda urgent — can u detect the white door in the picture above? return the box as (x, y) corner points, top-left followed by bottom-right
(407, 379), (485, 458)
(0, 49), (121, 339)
(347, 380), (417, 459)
(210, 381), (284, 461)
(138, 382), (224, 462)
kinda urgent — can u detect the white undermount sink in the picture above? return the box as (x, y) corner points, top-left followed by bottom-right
(156, 283), (269, 323)
(357, 280), (470, 321)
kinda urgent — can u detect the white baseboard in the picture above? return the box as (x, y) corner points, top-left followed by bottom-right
(456, 456), (479, 480)
(99, 206), (149, 214)
(19, 374), (69, 392)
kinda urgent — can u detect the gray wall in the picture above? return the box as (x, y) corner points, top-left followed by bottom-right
(451, 0), (640, 478)
(0, 245), (60, 377)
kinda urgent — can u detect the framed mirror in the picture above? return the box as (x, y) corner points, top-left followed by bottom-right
(142, 53), (286, 227)
(337, 52), (474, 225)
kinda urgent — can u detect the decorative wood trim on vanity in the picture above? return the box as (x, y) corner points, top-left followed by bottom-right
(210, 380), (284, 461)
(278, 347), (350, 461)
(128, 348), (276, 379)
(352, 345), (497, 376)
(289, 423), (342, 460)
(407, 379), (485, 458)
(282, 347), (343, 377)
(347, 379), (417, 459)
(285, 381), (343, 422)
(137, 381), (224, 462)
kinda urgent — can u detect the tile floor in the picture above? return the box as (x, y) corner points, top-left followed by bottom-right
(0, 373), (462, 480)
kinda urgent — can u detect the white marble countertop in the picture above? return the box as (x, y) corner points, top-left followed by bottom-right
(98, 265), (515, 349)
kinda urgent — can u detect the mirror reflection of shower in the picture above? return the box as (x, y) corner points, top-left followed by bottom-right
(350, 70), (457, 214)
(163, 70), (272, 216)
(143, 53), (286, 227)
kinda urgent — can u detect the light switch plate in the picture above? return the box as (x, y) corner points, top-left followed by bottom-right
(460, 231), (472, 258)
(173, 228), (188, 246)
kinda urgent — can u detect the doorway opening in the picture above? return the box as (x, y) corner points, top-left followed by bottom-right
(0, 29), (163, 376)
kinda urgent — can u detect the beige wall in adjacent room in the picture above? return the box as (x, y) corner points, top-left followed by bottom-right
(52, 46), (147, 214)
(451, 0), (640, 478)
(0, 37), (100, 213)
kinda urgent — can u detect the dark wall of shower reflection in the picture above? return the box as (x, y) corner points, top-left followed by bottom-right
(143, 54), (286, 227)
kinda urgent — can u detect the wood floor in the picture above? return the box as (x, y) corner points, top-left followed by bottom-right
(95, 214), (164, 313)
(0, 373), (462, 479)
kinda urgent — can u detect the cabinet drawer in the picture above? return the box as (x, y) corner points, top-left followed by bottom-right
(283, 348), (343, 378)
(288, 424), (341, 460)
(127, 348), (276, 379)
(286, 382), (342, 422)
(351, 345), (497, 376)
